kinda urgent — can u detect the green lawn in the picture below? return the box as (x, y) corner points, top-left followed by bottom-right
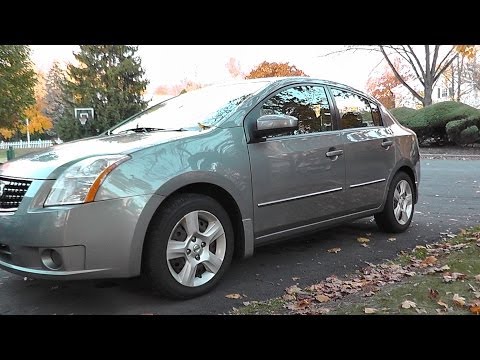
(0, 148), (45, 163)
(232, 227), (480, 315)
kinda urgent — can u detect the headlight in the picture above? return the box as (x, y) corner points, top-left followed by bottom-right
(44, 155), (130, 206)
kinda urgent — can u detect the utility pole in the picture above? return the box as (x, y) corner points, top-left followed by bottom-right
(26, 118), (30, 146)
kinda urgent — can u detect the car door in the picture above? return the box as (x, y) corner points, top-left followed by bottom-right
(246, 84), (346, 242)
(329, 87), (395, 212)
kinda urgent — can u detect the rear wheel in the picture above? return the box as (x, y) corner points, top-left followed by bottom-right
(143, 193), (234, 299)
(375, 172), (414, 233)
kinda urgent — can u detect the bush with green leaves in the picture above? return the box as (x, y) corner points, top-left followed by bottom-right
(390, 101), (480, 146)
(445, 116), (480, 145)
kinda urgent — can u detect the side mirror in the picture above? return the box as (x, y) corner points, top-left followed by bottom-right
(254, 114), (299, 139)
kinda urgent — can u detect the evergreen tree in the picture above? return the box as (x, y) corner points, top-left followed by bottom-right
(0, 45), (37, 128)
(44, 61), (66, 134)
(59, 45), (149, 140)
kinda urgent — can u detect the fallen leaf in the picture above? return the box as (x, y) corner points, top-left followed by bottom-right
(287, 298), (311, 311)
(468, 283), (477, 292)
(292, 277), (300, 281)
(357, 237), (370, 243)
(242, 301), (251, 306)
(469, 300), (480, 314)
(428, 288), (439, 299)
(406, 271), (416, 277)
(453, 293), (466, 307)
(327, 247), (341, 254)
(315, 294), (330, 303)
(282, 294), (296, 301)
(401, 300), (417, 309)
(437, 301), (449, 311)
(387, 237), (396, 242)
(360, 243), (369, 248)
(364, 307), (377, 314)
(420, 256), (437, 267)
(474, 292), (480, 299)
(438, 265), (450, 272)
(475, 274), (480, 282)
(225, 293), (242, 299)
(316, 307), (331, 315)
(285, 285), (302, 295)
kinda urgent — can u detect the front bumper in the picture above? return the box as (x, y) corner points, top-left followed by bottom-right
(0, 179), (164, 280)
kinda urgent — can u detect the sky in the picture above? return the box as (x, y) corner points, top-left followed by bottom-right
(30, 45), (385, 99)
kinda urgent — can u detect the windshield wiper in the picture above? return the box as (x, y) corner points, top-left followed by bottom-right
(117, 127), (186, 134)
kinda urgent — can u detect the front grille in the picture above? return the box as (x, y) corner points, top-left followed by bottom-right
(0, 177), (32, 211)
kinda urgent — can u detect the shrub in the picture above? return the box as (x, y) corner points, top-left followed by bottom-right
(445, 116), (480, 145)
(390, 102), (480, 145)
(460, 125), (480, 144)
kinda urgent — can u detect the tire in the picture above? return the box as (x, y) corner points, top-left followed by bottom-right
(143, 193), (234, 299)
(375, 172), (415, 233)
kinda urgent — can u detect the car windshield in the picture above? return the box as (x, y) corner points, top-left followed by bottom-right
(110, 81), (271, 134)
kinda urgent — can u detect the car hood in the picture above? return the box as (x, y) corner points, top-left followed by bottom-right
(0, 130), (198, 180)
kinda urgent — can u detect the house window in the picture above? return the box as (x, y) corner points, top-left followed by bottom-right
(442, 88), (448, 98)
(438, 88), (441, 99)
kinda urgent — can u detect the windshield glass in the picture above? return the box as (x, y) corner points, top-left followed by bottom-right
(110, 81), (271, 134)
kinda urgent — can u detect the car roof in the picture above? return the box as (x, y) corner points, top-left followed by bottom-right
(210, 76), (375, 102)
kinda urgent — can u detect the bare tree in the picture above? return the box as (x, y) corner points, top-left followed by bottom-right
(331, 45), (476, 107)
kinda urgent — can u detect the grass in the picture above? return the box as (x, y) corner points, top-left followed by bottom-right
(332, 243), (480, 315)
(0, 148), (45, 163)
(232, 227), (480, 315)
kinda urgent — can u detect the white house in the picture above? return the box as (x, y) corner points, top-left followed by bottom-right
(391, 74), (480, 109)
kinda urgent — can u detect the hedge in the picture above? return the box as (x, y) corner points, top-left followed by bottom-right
(390, 101), (480, 146)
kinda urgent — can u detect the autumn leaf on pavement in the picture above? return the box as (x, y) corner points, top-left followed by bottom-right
(282, 294), (296, 301)
(315, 294), (330, 303)
(387, 237), (396, 242)
(327, 247), (341, 254)
(292, 277), (300, 281)
(428, 288), (439, 299)
(364, 307), (377, 314)
(225, 293), (242, 299)
(285, 284), (302, 295)
(357, 237), (370, 244)
(401, 300), (417, 309)
(452, 293), (466, 307)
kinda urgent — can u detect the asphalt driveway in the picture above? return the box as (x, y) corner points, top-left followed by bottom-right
(0, 159), (479, 314)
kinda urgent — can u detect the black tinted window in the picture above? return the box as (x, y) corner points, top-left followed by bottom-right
(262, 85), (332, 136)
(331, 88), (382, 129)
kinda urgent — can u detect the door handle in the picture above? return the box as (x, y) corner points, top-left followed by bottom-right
(381, 140), (393, 148)
(325, 149), (344, 158)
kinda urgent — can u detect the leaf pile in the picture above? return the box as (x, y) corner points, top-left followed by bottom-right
(281, 232), (480, 315)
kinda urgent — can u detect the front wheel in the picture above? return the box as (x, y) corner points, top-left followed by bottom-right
(143, 194), (234, 299)
(375, 172), (415, 233)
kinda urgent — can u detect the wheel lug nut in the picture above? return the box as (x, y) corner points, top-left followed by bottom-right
(195, 255), (200, 260)
(191, 237), (196, 242)
(186, 249), (191, 255)
(201, 242), (206, 247)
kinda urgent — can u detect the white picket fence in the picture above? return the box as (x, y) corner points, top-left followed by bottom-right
(0, 140), (54, 150)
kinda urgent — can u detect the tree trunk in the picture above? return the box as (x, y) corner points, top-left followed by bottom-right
(423, 82), (433, 106)
(457, 56), (464, 102)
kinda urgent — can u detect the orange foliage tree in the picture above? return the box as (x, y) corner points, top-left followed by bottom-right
(245, 61), (307, 79)
(366, 62), (403, 109)
(0, 71), (53, 140)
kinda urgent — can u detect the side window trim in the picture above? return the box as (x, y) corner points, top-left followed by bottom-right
(328, 86), (385, 130)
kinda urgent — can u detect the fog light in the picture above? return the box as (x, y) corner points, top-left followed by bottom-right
(41, 249), (63, 270)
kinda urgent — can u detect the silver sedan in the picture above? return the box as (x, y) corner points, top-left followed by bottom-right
(0, 77), (420, 299)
